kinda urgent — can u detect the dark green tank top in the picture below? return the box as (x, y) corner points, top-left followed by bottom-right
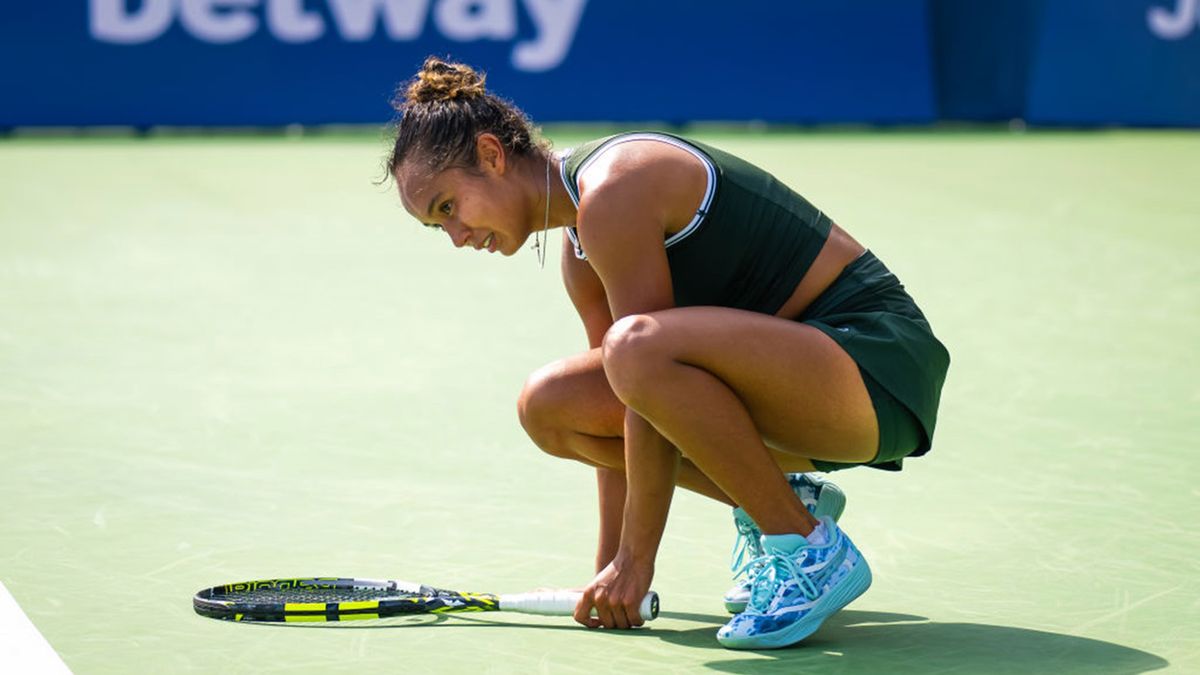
(559, 132), (832, 314)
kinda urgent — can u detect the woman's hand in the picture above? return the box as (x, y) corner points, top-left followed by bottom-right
(573, 554), (654, 629)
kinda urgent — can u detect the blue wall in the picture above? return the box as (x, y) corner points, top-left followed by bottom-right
(933, 0), (1200, 126)
(931, 0), (1043, 121)
(1027, 0), (1200, 126)
(2, 1), (1198, 127)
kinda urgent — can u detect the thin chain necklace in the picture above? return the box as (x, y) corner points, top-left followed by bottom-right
(534, 156), (551, 269)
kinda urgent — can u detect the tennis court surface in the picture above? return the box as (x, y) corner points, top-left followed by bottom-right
(2, 130), (1196, 673)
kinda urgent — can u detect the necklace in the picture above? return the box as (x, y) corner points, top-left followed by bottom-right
(534, 156), (551, 269)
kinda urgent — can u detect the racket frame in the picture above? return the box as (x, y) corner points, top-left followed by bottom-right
(193, 577), (658, 623)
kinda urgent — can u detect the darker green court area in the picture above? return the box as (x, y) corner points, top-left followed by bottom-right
(1, 130), (1196, 673)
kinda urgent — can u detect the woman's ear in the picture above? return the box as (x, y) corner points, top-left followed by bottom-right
(476, 133), (506, 175)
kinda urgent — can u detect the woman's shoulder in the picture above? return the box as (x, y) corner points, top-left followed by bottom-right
(570, 132), (710, 203)
(565, 131), (708, 174)
(568, 133), (713, 256)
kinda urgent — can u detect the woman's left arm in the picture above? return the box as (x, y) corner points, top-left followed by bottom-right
(570, 155), (687, 630)
(578, 408), (678, 628)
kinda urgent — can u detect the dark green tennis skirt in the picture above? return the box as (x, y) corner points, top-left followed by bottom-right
(799, 251), (950, 471)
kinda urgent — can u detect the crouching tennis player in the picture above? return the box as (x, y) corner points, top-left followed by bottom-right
(384, 58), (950, 649)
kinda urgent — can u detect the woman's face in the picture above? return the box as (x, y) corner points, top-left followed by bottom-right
(395, 135), (536, 256)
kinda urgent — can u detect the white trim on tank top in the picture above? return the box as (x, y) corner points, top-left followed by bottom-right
(558, 133), (717, 261)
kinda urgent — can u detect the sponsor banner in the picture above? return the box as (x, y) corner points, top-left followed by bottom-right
(1027, 0), (1200, 125)
(0, 1), (936, 126)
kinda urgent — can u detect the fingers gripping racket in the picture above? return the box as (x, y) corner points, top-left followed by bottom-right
(193, 577), (659, 623)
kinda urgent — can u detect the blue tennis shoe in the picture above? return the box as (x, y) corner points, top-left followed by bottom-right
(717, 515), (872, 649)
(723, 473), (846, 613)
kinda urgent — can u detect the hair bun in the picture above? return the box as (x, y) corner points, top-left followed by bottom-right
(405, 57), (486, 104)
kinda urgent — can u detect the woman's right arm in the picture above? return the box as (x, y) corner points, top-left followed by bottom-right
(561, 236), (623, 573)
(562, 234), (613, 349)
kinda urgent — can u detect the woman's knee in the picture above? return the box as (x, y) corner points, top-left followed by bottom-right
(601, 313), (676, 406)
(517, 360), (591, 460)
(518, 363), (563, 452)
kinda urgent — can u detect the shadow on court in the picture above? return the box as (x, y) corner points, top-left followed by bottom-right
(279, 608), (1168, 673)
(660, 610), (1169, 675)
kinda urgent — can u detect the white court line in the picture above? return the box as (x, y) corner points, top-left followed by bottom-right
(0, 581), (71, 674)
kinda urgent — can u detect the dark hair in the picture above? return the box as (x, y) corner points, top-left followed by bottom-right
(385, 57), (546, 177)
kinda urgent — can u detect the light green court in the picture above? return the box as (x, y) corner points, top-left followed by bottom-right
(1, 129), (1196, 673)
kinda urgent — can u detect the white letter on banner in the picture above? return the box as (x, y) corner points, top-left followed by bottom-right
(328, 0), (431, 41)
(180, 0), (260, 43)
(90, 0), (174, 44)
(1149, 0), (1198, 40)
(513, 0), (587, 72)
(267, 0), (325, 42)
(434, 0), (517, 40)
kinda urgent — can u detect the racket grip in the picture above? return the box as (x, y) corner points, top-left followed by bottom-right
(499, 590), (659, 621)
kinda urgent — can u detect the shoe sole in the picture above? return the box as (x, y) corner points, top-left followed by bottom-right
(717, 556), (873, 649)
(724, 598), (748, 614)
(723, 477), (847, 615)
(724, 597), (749, 614)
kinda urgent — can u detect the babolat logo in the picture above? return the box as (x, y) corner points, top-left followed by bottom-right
(88, 0), (589, 71)
(1149, 0), (1199, 39)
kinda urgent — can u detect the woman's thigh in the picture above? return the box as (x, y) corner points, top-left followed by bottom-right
(604, 307), (879, 464)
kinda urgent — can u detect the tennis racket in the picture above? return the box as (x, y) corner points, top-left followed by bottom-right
(193, 577), (659, 623)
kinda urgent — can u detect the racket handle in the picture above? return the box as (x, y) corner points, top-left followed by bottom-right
(499, 590), (659, 622)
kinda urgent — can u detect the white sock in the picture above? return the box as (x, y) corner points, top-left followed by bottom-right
(805, 521), (829, 546)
